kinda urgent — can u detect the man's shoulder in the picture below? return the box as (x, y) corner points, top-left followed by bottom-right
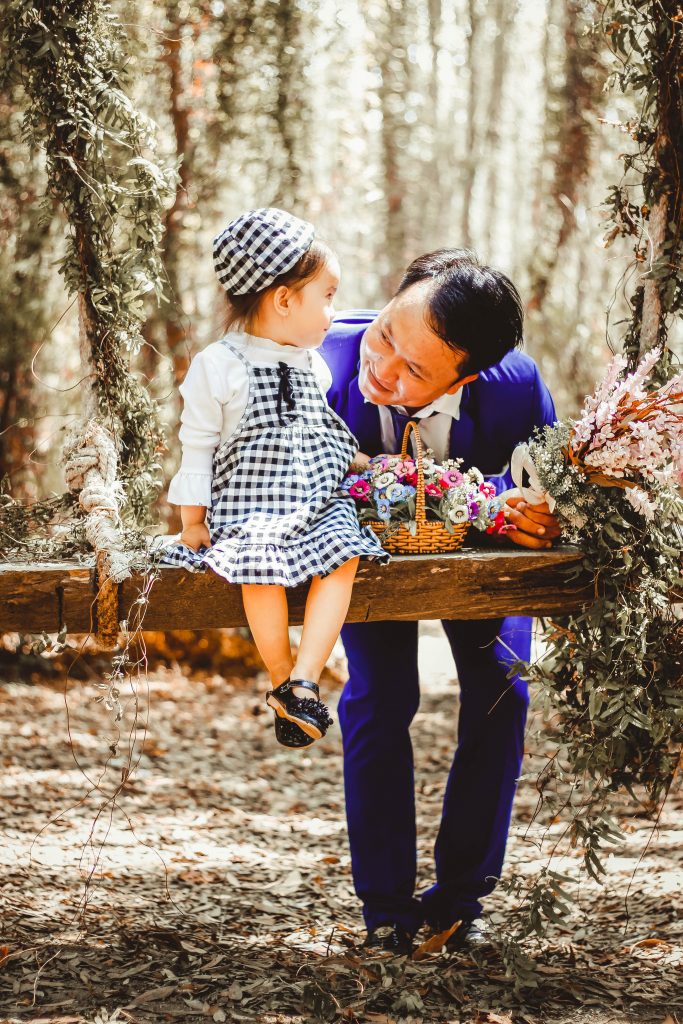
(476, 349), (541, 391)
(323, 310), (377, 348)
(319, 311), (377, 380)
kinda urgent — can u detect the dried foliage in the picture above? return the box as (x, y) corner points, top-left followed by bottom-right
(0, 637), (680, 1020)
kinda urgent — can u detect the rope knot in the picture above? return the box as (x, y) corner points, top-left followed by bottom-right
(61, 419), (132, 589)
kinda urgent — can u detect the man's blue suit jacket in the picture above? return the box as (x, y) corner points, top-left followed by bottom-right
(319, 311), (556, 495)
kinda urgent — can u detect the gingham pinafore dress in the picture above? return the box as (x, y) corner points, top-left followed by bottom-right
(157, 338), (389, 586)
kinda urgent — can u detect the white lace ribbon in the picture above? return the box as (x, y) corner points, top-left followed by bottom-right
(510, 443), (556, 512)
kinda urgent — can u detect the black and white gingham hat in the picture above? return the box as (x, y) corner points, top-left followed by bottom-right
(213, 207), (315, 296)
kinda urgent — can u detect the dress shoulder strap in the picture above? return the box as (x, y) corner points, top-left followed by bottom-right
(218, 333), (252, 372)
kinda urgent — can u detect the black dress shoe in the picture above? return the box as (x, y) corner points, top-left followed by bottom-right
(363, 924), (414, 956)
(266, 678), (333, 740)
(443, 918), (490, 951)
(274, 714), (314, 748)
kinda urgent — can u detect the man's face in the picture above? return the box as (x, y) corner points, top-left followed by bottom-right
(358, 281), (478, 408)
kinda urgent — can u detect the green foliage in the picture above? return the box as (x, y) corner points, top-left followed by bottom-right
(0, 0), (177, 528)
(531, 423), (682, 798)
(501, 417), (682, 982)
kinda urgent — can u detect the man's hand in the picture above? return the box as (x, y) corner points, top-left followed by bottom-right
(503, 493), (562, 550)
(181, 522), (211, 552)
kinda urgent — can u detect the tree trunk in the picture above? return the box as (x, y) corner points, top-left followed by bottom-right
(460, 0), (483, 248)
(637, 12), (682, 357)
(480, 0), (515, 252)
(272, 0), (311, 210)
(526, 0), (605, 313)
(379, 0), (413, 294)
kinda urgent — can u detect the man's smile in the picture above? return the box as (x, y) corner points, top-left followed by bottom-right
(367, 364), (392, 393)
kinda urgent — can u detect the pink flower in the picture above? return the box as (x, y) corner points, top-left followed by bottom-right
(424, 483), (442, 497)
(349, 479), (371, 501)
(479, 481), (496, 498)
(441, 469), (463, 487)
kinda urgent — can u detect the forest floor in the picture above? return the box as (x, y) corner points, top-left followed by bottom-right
(0, 623), (681, 1024)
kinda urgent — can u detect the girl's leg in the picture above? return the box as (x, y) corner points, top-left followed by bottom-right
(291, 557), (359, 690)
(241, 583), (293, 687)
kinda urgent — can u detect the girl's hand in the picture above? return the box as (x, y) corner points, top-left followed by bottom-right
(181, 522), (211, 552)
(349, 451), (371, 473)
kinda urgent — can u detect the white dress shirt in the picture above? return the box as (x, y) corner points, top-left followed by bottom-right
(167, 332), (333, 507)
(376, 389), (463, 463)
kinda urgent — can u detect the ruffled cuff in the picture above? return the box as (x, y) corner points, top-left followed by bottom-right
(167, 470), (212, 508)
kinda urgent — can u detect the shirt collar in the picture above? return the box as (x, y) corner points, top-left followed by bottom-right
(364, 387), (463, 421)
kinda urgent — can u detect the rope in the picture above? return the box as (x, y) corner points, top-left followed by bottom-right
(61, 418), (132, 648)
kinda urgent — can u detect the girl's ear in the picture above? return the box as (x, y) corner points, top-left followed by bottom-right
(272, 285), (292, 318)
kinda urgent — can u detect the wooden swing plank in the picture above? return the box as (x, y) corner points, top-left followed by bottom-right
(0, 562), (96, 635)
(0, 547), (592, 634)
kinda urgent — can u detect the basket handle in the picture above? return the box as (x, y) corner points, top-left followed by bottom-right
(400, 419), (427, 524)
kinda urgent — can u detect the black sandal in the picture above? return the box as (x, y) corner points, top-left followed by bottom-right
(266, 678), (333, 740)
(274, 715), (315, 748)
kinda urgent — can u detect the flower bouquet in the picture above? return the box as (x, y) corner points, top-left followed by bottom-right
(511, 347), (683, 537)
(343, 419), (503, 554)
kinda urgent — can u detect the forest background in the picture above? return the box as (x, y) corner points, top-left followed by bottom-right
(1, 0), (662, 518)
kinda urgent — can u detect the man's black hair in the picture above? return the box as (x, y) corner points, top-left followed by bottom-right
(396, 248), (524, 375)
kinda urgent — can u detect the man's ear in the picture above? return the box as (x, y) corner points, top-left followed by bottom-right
(272, 285), (292, 317)
(446, 372), (478, 394)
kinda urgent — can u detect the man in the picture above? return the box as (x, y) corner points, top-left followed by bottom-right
(319, 248), (560, 954)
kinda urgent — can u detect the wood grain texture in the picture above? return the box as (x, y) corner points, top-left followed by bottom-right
(0, 561), (96, 633)
(0, 547), (593, 634)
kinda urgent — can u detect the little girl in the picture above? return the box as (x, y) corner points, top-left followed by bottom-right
(159, 207), (389, 747)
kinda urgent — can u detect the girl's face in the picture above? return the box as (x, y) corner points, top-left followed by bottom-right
(285, 256), (340, 348)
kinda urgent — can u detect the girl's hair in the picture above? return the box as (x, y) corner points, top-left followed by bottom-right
(224, 239), (333, 332)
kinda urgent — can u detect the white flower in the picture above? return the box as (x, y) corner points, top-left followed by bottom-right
(624, 485), (657, 521)
(448, 506), (469, 524)
(385, 482), (403, 501)
(375, 472), (395, 488)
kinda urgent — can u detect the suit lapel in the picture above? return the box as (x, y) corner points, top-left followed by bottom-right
(345, 370), (384, 455)
(448, 384), (476, 468)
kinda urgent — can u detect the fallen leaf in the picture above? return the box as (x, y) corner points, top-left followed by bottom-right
(128, 985), (178, 1006)
(412, 921), (461, 961)
(629, 938), (672, 950)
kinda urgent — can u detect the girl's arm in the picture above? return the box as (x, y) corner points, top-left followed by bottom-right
(180, 504), (210, 552)
(167, 344), (246, 543)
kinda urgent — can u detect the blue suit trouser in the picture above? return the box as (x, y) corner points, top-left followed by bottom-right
(338, 616), (531, 934)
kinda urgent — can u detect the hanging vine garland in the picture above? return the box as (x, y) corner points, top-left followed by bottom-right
(601, 0), (683, 369)
(0, 1), (177, 552)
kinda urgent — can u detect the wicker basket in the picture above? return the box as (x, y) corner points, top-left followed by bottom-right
(368, 419), (470, 554)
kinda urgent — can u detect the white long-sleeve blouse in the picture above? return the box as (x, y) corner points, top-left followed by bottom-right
(167, 331), (333, 508)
